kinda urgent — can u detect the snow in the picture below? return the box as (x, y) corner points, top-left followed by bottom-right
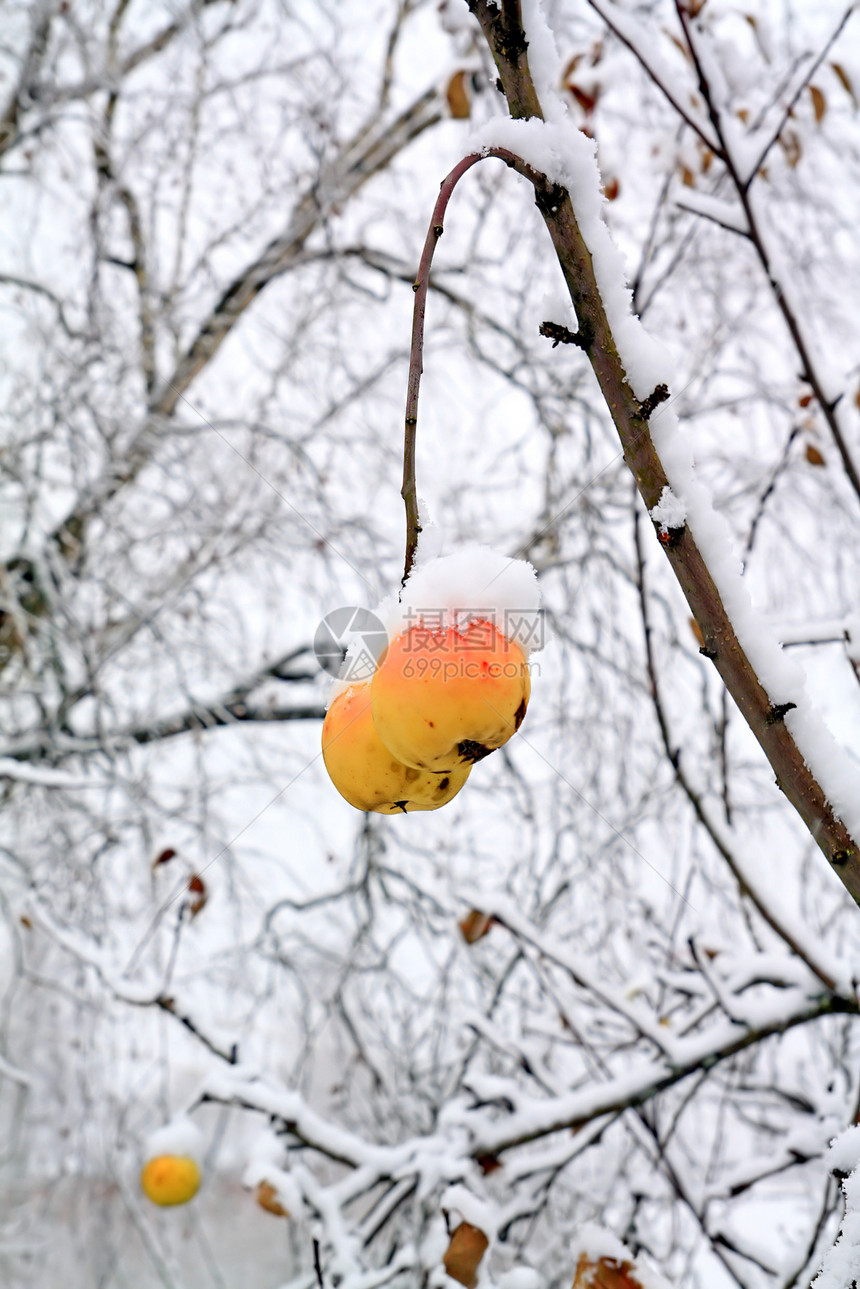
(581, 0), (719, 152)
(329, 543), (542, 702)
(142, 1116), (205, 1164)
(649, 486), (687, 533)
(0, 757), (100, 789)
(674, 189), (749, 236)
(439, 1182), (496, 1237)
(847, 614), (860, 663)
(472, 113), (667, 401)
(826, 1124), (860, 1175)
(571, 1223), (675, 1289)
(812, 1130), (860, 1288)
(778, 618), (853, 647)
(472, 0), (860, 848)
(497, 1271), (542, 1289)
(389, 543), (542, 651)
(0, 1050), (31, 1086)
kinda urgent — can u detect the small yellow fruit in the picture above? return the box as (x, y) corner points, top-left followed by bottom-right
(141, 1154), (201, 1206)
(322, 683), (470, 813)
(371, 619), (530, 772)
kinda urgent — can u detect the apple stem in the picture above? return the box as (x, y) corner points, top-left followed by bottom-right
(401, 147), (546, 585)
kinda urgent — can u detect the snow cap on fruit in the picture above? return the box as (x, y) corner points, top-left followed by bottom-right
(388, 543), (542, 655)
(142, 1116), (204, 1165)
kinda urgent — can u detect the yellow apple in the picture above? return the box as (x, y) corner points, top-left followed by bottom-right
(141, 1154), (201, 1206)
(371, 619), (530, 772)
(322, 682), (470, 813)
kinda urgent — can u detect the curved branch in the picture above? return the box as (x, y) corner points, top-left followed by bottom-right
(401, 146), (567, 581)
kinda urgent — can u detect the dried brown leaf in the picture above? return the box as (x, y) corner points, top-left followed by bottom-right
(562, 53), (584, 83)
(153, 847), (177, 868)
(573, 1254), (645, 1289)
(779, 128), (802, 168)
(443, 1223), (489, 1288)
(459, 909), (493, 944)
(570, 85), (598, 115)
(809, 84), (826, 124)
(256, 1180), (289, 1217)
(663, 29), (692, 62)
(805, 444), (825, 466)
(446, 71), (471, 120)
(188, 874), (207, 918)
(831, 62), (857, 109)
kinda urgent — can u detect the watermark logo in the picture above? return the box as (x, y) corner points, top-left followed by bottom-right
(313, 606), (389, 681)
(314, 606), (545, 681)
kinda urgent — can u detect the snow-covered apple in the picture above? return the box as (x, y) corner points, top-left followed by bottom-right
(322, 681), (471, 813)
(371, 618), (530, 772)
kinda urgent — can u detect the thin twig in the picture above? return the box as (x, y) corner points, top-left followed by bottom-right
(674, 0), (860, 504)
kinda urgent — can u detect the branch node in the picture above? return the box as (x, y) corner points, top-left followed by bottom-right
(534, 181), (566, 218)
(638, 383), (670, 419)
(766, 701), (797, 725)
(699, 645), (717, 660)
(433, 224), (444, 239)
(493, 3), (529, 62)
(539, 319), (592, 350)
(654, 523), (685, 548)
(831, 849), (853, 868)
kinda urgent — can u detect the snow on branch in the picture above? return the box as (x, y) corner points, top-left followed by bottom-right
(586, 0), (860, 502)
(813, 1127), (860, 1289)
(0, 757), (99, 789)
(468, 0), (860, 904)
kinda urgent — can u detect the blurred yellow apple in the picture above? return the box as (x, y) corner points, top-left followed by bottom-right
(371, 619), (530, 772)
(322, 682), (470, 813)
(141, 1154), (201, 1206)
